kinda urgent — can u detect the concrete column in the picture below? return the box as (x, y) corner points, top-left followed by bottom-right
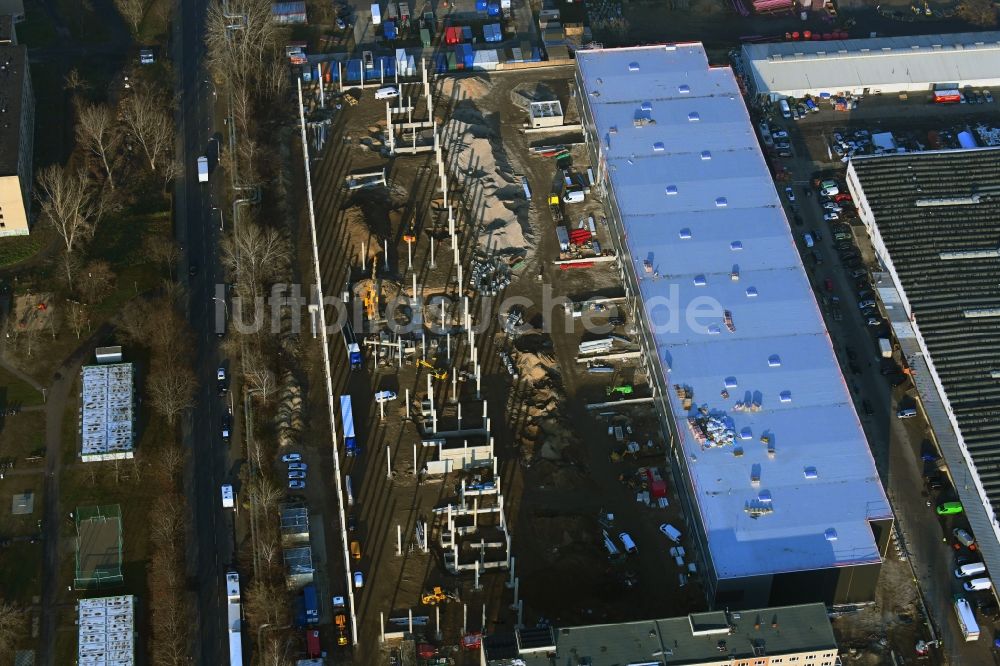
(380, 611), (385, 642)
(507, 557), (516, 588)
(510, 578), (519, 610)
(397, 524), (402, 555)
(413, 443), (417, 477)
(435, 605), (442, 641)
(408, 608), (413, 635)
(387, 445), (392, 479)
(405, 388), (410, 418)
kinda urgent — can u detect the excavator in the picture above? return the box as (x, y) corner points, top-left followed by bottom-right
(417, 358), (448, 380)
(607, 384), (634, 398)
(421, 586), (460, 606)
(362, 263), (379, 321)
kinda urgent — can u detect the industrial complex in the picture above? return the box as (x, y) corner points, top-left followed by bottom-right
(739, 31), (1000, 101)
(847, 146), (1000, 596)
(576, 44), (892, 608)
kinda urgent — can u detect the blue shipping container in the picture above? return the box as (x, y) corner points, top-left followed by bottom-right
(462, 44), (474, 68)
(435, 53), (448, 73)
(487, 1), (500, 16)
(345, 59), (362, 81)
(303, 584), (320, 624)
(384, 20), (396, 39)
(462, 25), (473, 40)
(476, 0), (488, 10)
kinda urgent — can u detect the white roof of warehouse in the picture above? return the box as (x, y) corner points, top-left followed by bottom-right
(80, 363), (134, 461)
(78, 595), (135, 665)
(743, 31), (1000, 96)
(576, 44), (891, 580)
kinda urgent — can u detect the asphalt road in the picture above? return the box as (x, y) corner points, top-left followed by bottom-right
(172, 0), (233, 664)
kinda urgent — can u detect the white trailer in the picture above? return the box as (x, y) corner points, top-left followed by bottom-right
(197, 156), (209, 183)
(954, 595), (980, 641)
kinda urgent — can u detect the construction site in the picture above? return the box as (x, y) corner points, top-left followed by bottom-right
(297, 59), (700, 663)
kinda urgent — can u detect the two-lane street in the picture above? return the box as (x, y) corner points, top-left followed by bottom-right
(173, 0), (232, 663)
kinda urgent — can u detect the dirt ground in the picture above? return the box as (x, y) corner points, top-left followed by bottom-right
(296, 63), (706, 664)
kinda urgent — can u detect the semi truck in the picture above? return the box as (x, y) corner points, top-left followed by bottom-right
(226, 572), (244, 665)
(340, 395), (358, 456)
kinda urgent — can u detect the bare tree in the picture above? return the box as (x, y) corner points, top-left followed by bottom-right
(0, 600), (26, 658)
(35, 164), (100, 288)
(148, 365), (197, 426)
(221, 219), (290, 302)
(143, 235), (181, 279)
(159, 157), (183, 193)
(67, 302), (88, 339)
(957, 0), (997, 25)
(120, 82), (173, 172)
(79, 260), (117, 304)
(117, 298), (154, 344)
(76, 103), (120, 188)
(64, 68), (90, 94)
(156, 445), (185, 485)
(242, 347), (276, 402)
(205, 0), (282, 89)
(114, 0), (149, 34)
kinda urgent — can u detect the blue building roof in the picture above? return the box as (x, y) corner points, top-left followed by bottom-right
(576, 44), (891, 580)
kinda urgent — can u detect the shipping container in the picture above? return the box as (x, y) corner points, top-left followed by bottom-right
(384, 20), (397, 39)
(933, 89), (962, 104)
(420, 27), (431, 46)
(476, 0), (488, 10)
(371, 2), (381, 24)
(303, 584), (320, 624)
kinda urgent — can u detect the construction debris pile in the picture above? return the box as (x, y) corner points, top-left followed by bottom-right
(470, 254), (512, 295)
(687, 411), (736, 449)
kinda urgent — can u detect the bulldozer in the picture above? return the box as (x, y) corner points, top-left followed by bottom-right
(417, 359), (448, 380)
(421, 586), (459, 605)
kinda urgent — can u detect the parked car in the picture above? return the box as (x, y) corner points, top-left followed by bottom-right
(926, 475), (945, 491)
(221, 413), (232, 445)
(288, 462), (308, 471)
(822, 202), (842, 212)
(217, 367), (228, 395)
(353, 571), (364, 588)
(784, 186), (796, 202)
(823, 212), (840, 221)
(773, 130), (789, 139)
(866, 317), (881, 327)
(618, 532), (638, 554)
(374, 85), (399, 100)
(824, 277), (834, 292)
(937, 501), (964, 515)
(375, 390), (398, 403)
(775, 140), (791, 150)
(954, 528), (976, 548)
(897, 407), (918, 419)
(985, 90), (994, 104)
(858, 300), (876, 310)
(282, 452), (302, 463)
(289, 480), (306, 490)
(288, 470), (307, 480)
(776, 149), (793, 158)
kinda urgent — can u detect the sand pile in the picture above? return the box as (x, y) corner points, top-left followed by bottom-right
(516, 351), (558, 386)
(442, 114), (531, 255)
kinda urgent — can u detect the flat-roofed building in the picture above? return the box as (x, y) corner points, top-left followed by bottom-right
(575, 43), (891, 608)
(0, 30), (32, 236)
(484, 603), (837, 666)
(80, 358), (135, 462)
(77, 595), (136, 665)
(847, 146), (1000, 596)
(739, 32), (1000, 101)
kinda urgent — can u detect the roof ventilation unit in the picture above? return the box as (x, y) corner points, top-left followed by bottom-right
(653, 142), (665, 152)
(745, 287), (758, 298)
(779, 391), (792, 402)
(678, 228), (692, 239)
(715, 197), (728, 207)
(688, 111), (700, 122)
(628, 61), (640, 71)
(730, 241), (743, 251)
(824, 528), (838, 541)
(701, 150), (712, 160)
(693, 275), (707, 286)
(641, 101), (653, 111)
(678, 84), (690, 94)
(665, 185), (678, 195)
(804, 467), (818, 479)
(767, 355), (781, 367)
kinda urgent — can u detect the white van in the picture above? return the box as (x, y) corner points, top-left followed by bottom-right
(779, 99), (791, 119)
(375, 85), (399, 100)
(955, 562), (987, 578)
(221, 484), (234, 509)
(896, 407), (918, 419)
(964, 577), (992, 591)
(803, 233), (814, 248)
(619, 532), (638, 554)
(563, 189), (585, 204)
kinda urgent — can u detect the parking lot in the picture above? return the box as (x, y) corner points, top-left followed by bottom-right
(755, 95), (1000, 664)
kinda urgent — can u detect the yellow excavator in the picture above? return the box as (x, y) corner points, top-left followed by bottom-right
(362, 263), (379, 321)
(421, 586), (459, 605)
(417, 359), (448, 380)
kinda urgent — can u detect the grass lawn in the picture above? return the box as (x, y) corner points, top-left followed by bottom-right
(0, 227), (54, 269)
(138, 0), (172, 45)
(55, 0), (112, 44)
(0, 367), (45, 408)
(0, 410), (47, 462)
(16, 1), (58, 48)
(0, 541), (43, 604)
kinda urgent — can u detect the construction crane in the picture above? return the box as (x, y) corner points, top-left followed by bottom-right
(417, 359), (448, 380)
(421, 586), (460, 606)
